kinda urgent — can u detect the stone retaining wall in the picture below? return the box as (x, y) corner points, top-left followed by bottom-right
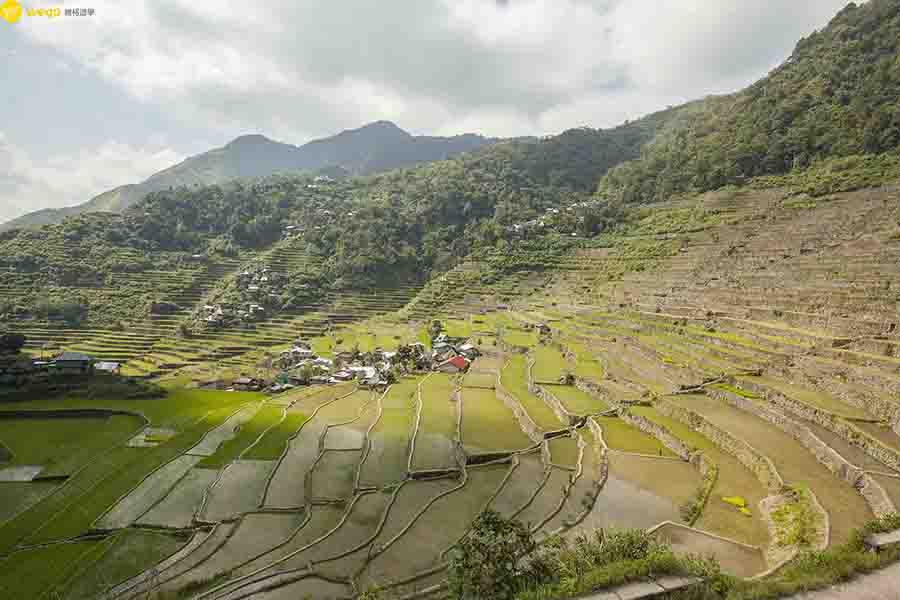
(735, 379), (900, 474)
(527, 357), (576, 426)
(775, 359), (900, 429)
(709, 389), (897, 517)
(655, 398), (784, 492)
(495, 368), (544, 444)
(653, 397), (823, 573)
(575, 378), (615, 407)
(587, 417), (610, 487)
(617, 410), (693, 462)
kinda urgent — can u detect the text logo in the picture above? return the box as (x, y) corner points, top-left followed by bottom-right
(1, 0), (22, 23)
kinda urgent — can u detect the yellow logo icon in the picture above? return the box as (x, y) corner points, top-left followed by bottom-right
(1, 0), (22, 23)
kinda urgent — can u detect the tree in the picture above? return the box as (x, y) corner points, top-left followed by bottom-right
(0, 331), (26, 355)
(428, 319), (444, 341)
(448, 510), (536, 600)
(294, 363), (314, 385)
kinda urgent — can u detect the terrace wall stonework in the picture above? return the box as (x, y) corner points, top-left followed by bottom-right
(575, 378), (615, 407)
(527, 357), (577, 426)
(735, 379), (900, 474)
(655, 398), (784, 492)
(587, 417), (610, 487)
(653, 397), (825, 572)
(710, 388), (897, 517)
(617, 410), (693, 462)
(495, 368), (544, 444)
(776, 359), (900, 431)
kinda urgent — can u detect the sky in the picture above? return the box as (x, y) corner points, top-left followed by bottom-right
(0, 0), (856, 224)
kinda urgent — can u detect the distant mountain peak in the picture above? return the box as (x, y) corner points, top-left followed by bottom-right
(360, 120), (407, 132)
(0, 121), (497, 231)
(225, 134), (283, 148)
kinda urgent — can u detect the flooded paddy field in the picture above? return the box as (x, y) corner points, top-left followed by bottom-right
(668, 394), (874, 545)
(411, 374), (459, 471)
(460, 387), (533, 454)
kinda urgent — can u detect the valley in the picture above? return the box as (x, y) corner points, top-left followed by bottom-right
(2, 177), (900, 599)
(2, 2), (900, 598)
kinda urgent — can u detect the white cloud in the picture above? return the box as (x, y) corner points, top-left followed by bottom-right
(0, 134), (182, 223)
(14, 1), (856, 140)
(3, 1), (861, 222)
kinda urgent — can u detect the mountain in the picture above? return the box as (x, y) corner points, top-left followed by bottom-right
(4, 0), (900, 317)
(599, 0), (900, 204)
(0, 121), (496, 232)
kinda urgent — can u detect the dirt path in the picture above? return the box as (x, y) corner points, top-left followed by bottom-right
(793, 563), (900, 599)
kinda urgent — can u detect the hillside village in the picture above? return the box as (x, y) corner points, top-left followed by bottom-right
(0, 320), (482, 395)
(2, 3), (900, 599)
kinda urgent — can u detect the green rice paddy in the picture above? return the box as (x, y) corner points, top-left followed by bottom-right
(244, 411), (309, 460)
(411, 374), (459, 470)
(531, 345), (570, 382)
(198, 403), (280, 468)
(546, 384), (608, 415)
(0, 415), (144, 477)
(594, 416), (677, 457)
(501, 355), (565, 430)
(460, 387), (533, 453)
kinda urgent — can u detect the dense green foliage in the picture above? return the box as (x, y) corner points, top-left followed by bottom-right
(0, 121), (494, 233)
(0, 114), (664, 324)
(449, 513), (715, 600)
(0, 330), (25, 354)
(3, 0), (900, 327)
(449, 509), (537, 600)
(599, 0), (900, 204)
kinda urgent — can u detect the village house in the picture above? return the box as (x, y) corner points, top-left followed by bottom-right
(361, 374), (385, 388)
(436, 355), (470, 374)
(348, 365), (377, 381)
(334, 351), (357, 366)
(457, 344), (480, 360)
(95, 362), (121, 375)
(51, 352), (95, 376)
(233, 376), (263, 392)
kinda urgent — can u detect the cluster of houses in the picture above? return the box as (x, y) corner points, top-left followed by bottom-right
(304, 174), (336, 190)
(246, 335), (481, 394)
(0, 351), (120, 386)
(201, 266), (288, 328)
(507, 201), (598, 236)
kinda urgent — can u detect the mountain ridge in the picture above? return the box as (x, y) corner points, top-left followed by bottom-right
(0, 121), (498, 231)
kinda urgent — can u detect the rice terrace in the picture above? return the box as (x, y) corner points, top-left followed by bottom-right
(3, 2), (900, 599)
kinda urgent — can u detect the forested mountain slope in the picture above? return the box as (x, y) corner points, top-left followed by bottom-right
(599, 0), (900, 204)
(0, 108), (679, 327)
(3, 0), (900, 331)
(0, 121), (495, 232)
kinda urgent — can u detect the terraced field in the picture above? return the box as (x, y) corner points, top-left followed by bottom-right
(2, 184), (900, 598)
(2, 235), (426, 381)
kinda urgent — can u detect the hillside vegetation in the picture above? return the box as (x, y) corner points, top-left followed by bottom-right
(2, 4), (900, 597)
(599, 0), (900, 203)
(0, 121), (496, 232)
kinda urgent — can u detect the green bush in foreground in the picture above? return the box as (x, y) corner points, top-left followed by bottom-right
(448, 511), (717, 600)
(452, 513), (900, 600)
(449, 510), (537, 600)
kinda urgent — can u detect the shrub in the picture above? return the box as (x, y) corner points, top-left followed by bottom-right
(448, 510), (536, 600)
(0, 331), (26, 355)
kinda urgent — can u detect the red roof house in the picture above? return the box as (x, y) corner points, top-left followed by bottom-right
(437, 355), (470, 373)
